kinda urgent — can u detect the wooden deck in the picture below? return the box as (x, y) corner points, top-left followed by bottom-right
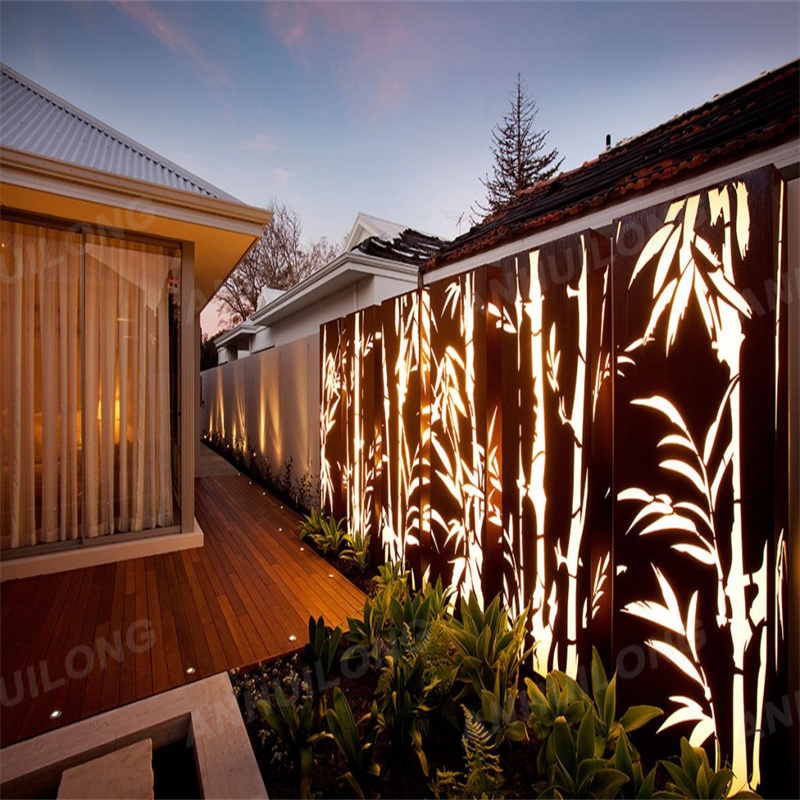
(0, 468), (366, 748)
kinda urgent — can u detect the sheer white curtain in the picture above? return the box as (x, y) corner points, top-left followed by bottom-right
(83, 236), (176, 537)
(1, 222), (177, 550)
(0, 220), (82, 549)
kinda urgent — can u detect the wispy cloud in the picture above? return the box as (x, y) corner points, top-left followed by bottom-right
(243, 132), (278, 152)
(273, 168), (292, 186)
(114, 1), (231, 86)
(266, 3), (439, 121)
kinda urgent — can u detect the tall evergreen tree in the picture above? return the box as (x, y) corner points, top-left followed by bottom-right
(474, 74), (563, 220)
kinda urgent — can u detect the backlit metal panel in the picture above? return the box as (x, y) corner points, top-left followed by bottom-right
(612, 166), (788, 792)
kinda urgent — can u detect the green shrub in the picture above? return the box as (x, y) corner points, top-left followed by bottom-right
(373, 560), (410, 601)
(526, 648), (661, 775)
(387, 590), (435, 656)
(300, 513), (348, 556)
(480, 672), (528, 746)
(341, 528), (371, 571)
(537, 711), (629, 799)
(343, 589), (393, 666)
(417, 618), (459, 732)
(447, 592), (531, 701)
(325, 687), (381, 799)
(588, 647), (662, 756)
(431, 706), (505, 799)
(256, 685), (321, 799)
(526, 670), (593, 774)
(303, 615), (342, 690)
(376, 653), (432, 776)
(658, 738), (761, 800)
(420, 576), (455, 621)
(317, 515), (348, 555)
(615, 729), (658, 800)
(298, 508), (323, 542)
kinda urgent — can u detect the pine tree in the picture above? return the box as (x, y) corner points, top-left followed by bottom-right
(474, 74), (563, 220)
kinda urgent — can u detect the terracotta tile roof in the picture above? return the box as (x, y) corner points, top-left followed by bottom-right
(355, 228), (448, 265)
(427, 59), (799, 271)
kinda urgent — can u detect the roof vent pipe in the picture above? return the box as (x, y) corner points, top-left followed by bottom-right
(605, 134), (612, 152)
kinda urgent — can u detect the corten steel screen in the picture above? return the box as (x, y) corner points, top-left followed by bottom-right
(319, 166), (789, 792)
(611, 167), (788, 791)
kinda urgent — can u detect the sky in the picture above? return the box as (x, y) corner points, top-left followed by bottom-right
(2, 1), (798, 332)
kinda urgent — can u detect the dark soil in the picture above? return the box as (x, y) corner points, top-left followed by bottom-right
(312, 550), (378, 597)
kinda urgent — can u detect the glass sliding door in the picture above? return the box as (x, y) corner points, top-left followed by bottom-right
(0, 220), (83, 549)
(83, 236), (180, 537)
(0, 218), (182, 553)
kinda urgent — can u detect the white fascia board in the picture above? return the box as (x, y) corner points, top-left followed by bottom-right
(251, 252), (418, 326)
(425, 140), (800, 284)
(0, 146), (271, 237)
(215, 322), (264, 347)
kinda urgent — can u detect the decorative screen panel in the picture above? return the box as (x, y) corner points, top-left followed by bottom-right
(320, 319), (347, 519)
(498, 232), (612, 676)
(612, 166), (788, 791)
(320, 310), (382, 552)
(426, 266), (502, 606)
(317, 167), (789, 795)
(379, 289), (429, 576)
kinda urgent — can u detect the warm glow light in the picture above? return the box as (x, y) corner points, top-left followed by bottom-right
(317, 173), (783, 794)
(618, 178), (776, 791)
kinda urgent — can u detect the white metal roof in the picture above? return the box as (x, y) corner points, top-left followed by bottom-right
(0, 62), (240, 202)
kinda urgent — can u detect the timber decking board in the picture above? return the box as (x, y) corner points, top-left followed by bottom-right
(0, 472), (366, 747)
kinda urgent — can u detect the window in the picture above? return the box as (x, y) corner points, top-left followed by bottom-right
(0, 218), (181, 552)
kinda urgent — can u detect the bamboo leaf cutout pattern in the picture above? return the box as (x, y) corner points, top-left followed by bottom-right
(658, 695), (716, 748)
(619, 180), (775, 790)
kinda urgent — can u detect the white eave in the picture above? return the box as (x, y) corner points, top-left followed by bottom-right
(215, 321), (265, 348)
(0, 145), (272, 307)
(0, 145), (269, 234)
(251, 250), (418, 327)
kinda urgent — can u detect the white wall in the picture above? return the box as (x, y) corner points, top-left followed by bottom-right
(266, 274), (414, 348)
(201, 332), (321, 483)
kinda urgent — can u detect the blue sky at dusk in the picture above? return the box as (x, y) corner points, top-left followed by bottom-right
(2, 0), (798, 327)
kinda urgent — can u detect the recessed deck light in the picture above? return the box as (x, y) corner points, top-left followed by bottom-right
(288, 635), (297, 643)
(49, 709), (62, 719)
(328, 573), (334, 579)
(185, 666), (196, 675)
(299, 546), (305, 551)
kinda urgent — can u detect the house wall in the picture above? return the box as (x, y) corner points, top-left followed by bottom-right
(259, 274), (416, 350)
(201, 332), (321, 489)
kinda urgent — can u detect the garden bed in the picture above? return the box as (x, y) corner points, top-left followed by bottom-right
(232, 648), (544, 799)
(228, 574), (742, 800)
